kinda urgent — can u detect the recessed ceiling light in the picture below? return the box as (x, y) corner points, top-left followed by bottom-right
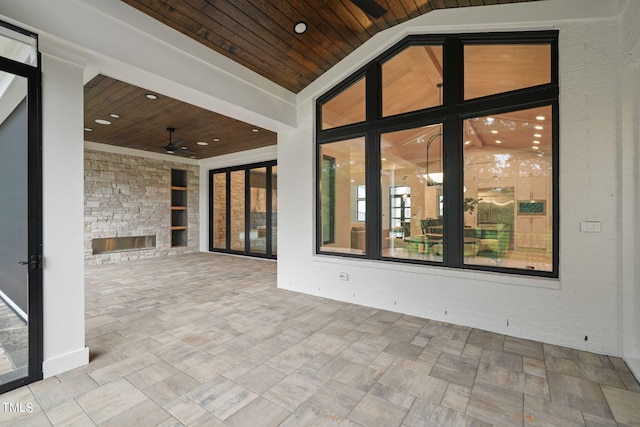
(181, 146), (187, 150)
(464, 140), (471, 145)
(252, 128), (260, 133)
(166, 150), (174, 154)
(84, 127), (93, 132)
(495, 140), (502, 144)
(491, 130), (498, 134)
(536, 116), (545, 120)
(294, 22), (307, 34)
(532, 146), (539, 150)
(109, 113), (120, 118)
(213, 138), (220, 142)
(533, 140), (540, 144)
(535, 125), (543, 130)
(381, 157), (387, 161)
(534, 133), (542, 138)
(95, 119), (111, 125)
(145, 93), (158, 100)
(197, 141), (209, 146)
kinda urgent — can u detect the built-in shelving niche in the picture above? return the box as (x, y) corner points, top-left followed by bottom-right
(170, 169), (188, 247)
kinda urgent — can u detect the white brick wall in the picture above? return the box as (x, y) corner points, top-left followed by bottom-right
(620, 0), (640, 63)
(618, 0), (640, 376)
(278, 1), (630, 356)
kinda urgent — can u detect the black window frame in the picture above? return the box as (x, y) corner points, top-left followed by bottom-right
(316, 31), (559, 278)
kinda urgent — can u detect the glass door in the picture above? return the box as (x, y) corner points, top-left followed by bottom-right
(229, 170), (246, 251)
(0, 22), (42, 393)
(209, 161), (277, 259)
(249, 167), (268, 255)
(390, 186), (411, 239)
(211, 172), (227, 250)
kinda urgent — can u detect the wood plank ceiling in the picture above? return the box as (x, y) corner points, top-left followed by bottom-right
(84, 0), (544, 159)
(84, 75), (276, 159)
(122, 0), (543, 94)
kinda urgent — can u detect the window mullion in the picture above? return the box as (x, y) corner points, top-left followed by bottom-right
(366, 62), (380, 258)
(244, 168), (251, 255)
(442, 117), (463, 267)
(365, 130), (380, 258)
(208, 171), (213, 251)
(225, 171), (231, 251)
(266, 165), (273, 257)
(442, 37), (463, 267)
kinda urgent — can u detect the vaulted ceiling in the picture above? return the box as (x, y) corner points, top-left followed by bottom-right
(121, 0), (543, 94)
(84, 0), (544, 159)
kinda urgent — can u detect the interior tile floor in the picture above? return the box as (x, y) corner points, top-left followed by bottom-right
(383, 247), (553, 273)
(2, 253), (639, 426)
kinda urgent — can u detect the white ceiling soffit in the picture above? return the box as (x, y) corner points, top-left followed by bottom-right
(0, 0), (297, 131)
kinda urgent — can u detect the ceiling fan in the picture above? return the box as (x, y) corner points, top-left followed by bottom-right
(164, 127), (195, 156)
(349, 0), (387, 18)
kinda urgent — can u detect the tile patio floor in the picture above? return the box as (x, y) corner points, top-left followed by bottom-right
(0, 300), (28, 381)
(1, 252), (639, 426)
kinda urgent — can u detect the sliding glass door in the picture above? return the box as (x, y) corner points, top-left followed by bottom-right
(209, 161), (277, 259)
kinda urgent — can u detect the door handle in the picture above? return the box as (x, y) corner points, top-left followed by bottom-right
(19, 255), (41, 270)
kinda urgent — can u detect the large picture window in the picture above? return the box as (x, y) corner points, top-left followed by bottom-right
(316, 31), (558, 277)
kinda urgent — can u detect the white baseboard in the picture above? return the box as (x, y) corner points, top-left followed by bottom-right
(624, 357), (640, 383)
(42, 346), (89, 378)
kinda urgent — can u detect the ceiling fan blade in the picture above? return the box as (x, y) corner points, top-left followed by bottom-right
(172, 138), (186, 149)
(349, 0), (387, 18)
(177, 147), (196, 155)
(165, 127), (187, 151)
(166, 138), (185, 151)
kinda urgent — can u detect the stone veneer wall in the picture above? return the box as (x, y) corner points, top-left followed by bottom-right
(84, 149), (199, 264)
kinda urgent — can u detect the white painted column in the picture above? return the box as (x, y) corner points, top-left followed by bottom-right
(40, 37), (89, 377)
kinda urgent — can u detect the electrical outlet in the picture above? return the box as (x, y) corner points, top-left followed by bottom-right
(339, 272), (349, 281)
(580, 221), (601, 233)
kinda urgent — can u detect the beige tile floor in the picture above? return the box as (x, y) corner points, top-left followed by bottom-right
(1, 252), (639, 426)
